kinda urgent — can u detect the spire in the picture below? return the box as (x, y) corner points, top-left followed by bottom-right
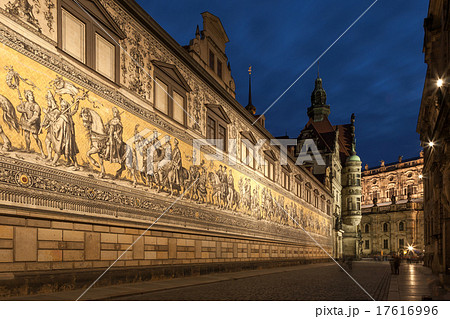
(245, 66), (256, 115)
(195, 25), (200, 38)
(350, 113), (356, 155)
(248, 66), (252, 106)
(307, 73), (330, 122)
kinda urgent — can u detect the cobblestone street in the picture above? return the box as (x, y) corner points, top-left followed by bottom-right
(111, 261), (391, 301)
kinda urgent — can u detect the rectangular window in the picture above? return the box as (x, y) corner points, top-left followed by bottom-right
(206, 107), (228, 152)
(264, 159), (269, 177)
(263, 159), (274, 181)
(62, 9), (85, 62)
(155, 78), (169, 114)
(365, 240), (369, 250)
(206, 116), (216, 139)
(172, 91), (185, 124)
(269, 162), (274, 180)
(306, 189), (311, 203)
(209, 50), (215, 70)
(95, 33), (115, 80)
(241, 141), (254, 168)
(399, 238), (404, 248)
(218, 125), (226, 151)
(347, 198), (352, 210)
(383, 239), (389, 249)
(296, 182), (302, 197)
(217, 60), (223, 78)
(248, 147), (254, 168)
(241, 142), (247, 165)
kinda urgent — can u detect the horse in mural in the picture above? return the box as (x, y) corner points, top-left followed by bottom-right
(226, 187), (240, 211)
(80, 108), (135, 183)
(0, 94), (20, 151)
(184, 165), (206, 202)
(158, 162), (189, 196)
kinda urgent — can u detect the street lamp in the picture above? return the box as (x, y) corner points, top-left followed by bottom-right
(428, 141), (435, 147)
(437, 79), (444, 88)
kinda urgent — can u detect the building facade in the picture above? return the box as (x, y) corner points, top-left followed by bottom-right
(296, 76), (362, 259)
(417, 0), (450, 276)
(0, 0), (335, 297)
(360, 156), (424, 256)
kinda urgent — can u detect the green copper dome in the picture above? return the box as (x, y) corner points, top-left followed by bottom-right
(347, 154), (361, 162)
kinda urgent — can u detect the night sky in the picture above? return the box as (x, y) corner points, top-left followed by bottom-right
(136, 0), (428, 168)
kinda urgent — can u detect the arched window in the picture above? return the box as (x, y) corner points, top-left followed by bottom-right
(364, 224), (370, 233)
(399, 221), (405, 231)
(383, 223), (388, 232)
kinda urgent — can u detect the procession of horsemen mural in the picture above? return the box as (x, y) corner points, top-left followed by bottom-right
(0, 64), (331, 237)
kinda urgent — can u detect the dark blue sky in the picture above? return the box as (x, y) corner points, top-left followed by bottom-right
(136, 0), (428, 168)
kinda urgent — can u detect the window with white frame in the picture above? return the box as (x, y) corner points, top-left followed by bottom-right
(264, 158), (274, 181)
(58, 0), (123, 82)
(205, 104), (230, 152)
(153, 62), (190, 126)
(281, 169), (290, 190)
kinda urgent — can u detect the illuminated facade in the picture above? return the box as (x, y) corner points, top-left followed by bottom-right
(360, 156), (424, 256)
(296, 76), (362, 259)
(0, 0), (334, 296)
(417, 0), (450, 276)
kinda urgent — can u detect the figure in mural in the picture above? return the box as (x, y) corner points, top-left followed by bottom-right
(156, 135), (172, 192)
(80, 107), (132, 182)
(220, 166), (228, 207)
(16, 90), (45, 157)
(186, 161), (207, 203)
(59, 98), (80, 169)
(105, 107), (123, 164)
(146, 129), (161, 188)
(171, 138), (182, 186)
(165, 138), (189, 196)
(0, 94), (19, 151)
(132, 124), (148, 185)
(226, 168), (238, 210)
(42, 90), (58, 158)
(252, 186), (260, 216)
(208, 169), (222, 207)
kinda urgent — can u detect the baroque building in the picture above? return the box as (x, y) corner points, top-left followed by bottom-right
(0, 0), (334, 297)
(417, 0), (450, 277)
(360, 156), (424, 256)
(296, 75), (362, 259)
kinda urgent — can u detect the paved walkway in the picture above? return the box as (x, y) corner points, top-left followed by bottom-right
(388, 263), (446, 301)
(5, 263), (335, 301)
(6, 261), (449, 301)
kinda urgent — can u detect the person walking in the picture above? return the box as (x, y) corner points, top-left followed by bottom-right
(394, 253), (401, 275)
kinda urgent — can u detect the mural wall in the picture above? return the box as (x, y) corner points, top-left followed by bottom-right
(0, 41), (332, 238)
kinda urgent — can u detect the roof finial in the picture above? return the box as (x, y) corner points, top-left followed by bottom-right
(248, 66), (252, 106)
(195, 25), (200, 38)
(317, 61), (320, 78)
(245, 65), (256, 115)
